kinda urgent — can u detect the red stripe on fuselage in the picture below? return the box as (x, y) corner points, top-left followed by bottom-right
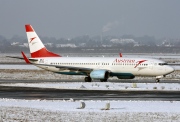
(25, 25), (34, 32)
(31, 47), (60, 58)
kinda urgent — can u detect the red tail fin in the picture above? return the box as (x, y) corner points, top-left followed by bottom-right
(25, 24), (61, 58)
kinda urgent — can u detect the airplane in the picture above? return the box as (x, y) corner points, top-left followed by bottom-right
(10, 24), (175, 82)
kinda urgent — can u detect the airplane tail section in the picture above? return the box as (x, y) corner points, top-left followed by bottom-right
(25, 24), (60, 58)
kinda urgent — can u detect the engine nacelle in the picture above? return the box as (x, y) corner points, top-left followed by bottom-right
(117, 75), (135, 79)
(90, 70), (109, 80)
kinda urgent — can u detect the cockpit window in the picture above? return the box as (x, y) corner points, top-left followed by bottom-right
(158, 63), (168, 66)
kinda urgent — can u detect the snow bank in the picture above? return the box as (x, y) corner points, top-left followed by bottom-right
(0, 99), (180, 121)
(1, 107), (180, 122)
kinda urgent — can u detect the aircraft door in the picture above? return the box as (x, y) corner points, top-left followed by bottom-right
(149, 61), (153, 69)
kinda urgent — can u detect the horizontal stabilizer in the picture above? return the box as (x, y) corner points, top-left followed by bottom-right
(6, 56), (24, 60)
(6, 52), (31, 64)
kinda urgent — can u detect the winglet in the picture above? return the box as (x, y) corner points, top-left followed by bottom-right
(21, 51), (30, 64)
(119, 53), (122, 57)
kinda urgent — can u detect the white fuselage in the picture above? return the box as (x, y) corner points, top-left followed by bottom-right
(32, 57), (174, 77)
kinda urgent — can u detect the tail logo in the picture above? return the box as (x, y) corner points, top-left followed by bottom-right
(30, 37), (36, 43)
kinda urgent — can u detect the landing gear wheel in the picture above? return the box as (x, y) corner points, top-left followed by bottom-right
(84, 77), (92, 82)
(156, 79), (160, 83)
(100, 79), (107, 82)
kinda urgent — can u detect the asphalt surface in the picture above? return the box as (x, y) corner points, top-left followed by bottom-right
(0, 79), (179, 83)
(0, 79), (180, 101)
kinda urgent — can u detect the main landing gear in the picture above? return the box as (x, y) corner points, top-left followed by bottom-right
(100, 79), (107, 82)
(84, 77), (92, 82)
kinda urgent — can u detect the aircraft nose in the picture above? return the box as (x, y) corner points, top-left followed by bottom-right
(167, 66), (174, 73)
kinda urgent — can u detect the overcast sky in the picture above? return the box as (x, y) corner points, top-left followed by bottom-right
(1, 0), (180, 39)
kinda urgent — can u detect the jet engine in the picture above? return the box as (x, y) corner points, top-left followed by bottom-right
(90, 70), (109, 80)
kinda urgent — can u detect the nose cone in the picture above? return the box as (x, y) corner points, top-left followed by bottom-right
(166, 66), (174, 74)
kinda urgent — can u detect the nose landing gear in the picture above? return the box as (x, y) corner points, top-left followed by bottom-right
(100, 79), (107, 82)
(155, 79), (160, 83)
(155, 75), (164, 83)
(84, 77), (92, 82)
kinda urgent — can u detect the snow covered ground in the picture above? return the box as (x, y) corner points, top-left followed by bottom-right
(0, 99), (180, 121)
(0, 82), (180, 121)
(0, 65), (38, 70)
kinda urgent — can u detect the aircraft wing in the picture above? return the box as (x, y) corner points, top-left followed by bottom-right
(34, 63), (93, 72)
